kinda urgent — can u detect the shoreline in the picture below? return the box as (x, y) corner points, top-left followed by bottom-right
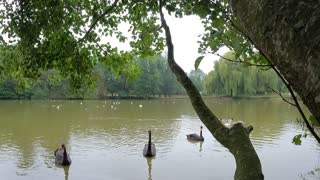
(0, 94), (292, 100)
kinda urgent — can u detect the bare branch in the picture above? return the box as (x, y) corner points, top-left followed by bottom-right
(268, 87), (296, 106)
(260, 51), (320, 144)
(246, 125), (253, 134)
(215, 53), (271, 67)
(78, 0), (119, 43)
(90, 37), (109, 56)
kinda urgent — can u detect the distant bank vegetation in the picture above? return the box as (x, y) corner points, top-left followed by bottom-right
(0, 53), (287, 99)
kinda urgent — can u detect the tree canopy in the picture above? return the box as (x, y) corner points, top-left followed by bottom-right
(0, 0), (164, 88)
(204, 52), (287, 97)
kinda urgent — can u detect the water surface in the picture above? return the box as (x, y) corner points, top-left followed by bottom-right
(0, 99), (319, 180)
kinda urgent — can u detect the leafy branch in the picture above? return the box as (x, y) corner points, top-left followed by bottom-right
(78, 0), (120, 43)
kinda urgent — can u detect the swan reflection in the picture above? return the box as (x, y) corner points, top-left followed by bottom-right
(64, 166), (70, 180)
(187, 139), (204, 152)
(146, 157), (153, 180)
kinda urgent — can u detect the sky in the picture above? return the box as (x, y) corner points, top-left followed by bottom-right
(108, 14), (228, 74)
(165, 15), (227, 74)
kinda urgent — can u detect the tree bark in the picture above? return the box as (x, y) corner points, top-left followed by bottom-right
(230, 0), (320, 124)
(159, 2), (264, 180)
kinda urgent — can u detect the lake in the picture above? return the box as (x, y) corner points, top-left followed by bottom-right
(0, 98), (319, 180)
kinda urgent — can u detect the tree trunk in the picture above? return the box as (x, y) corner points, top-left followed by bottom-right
(230, 0), (320, 124)
(159, 3), (264, 180)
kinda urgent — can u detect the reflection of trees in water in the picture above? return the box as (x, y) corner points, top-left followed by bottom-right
(0, 99), (303, 171)
(0, 100), (189, 169)
(70, 99), (189, 155)
(0, 101), (73, 170)
(204, 98), (302, 140)
(146, 157), (153, 180)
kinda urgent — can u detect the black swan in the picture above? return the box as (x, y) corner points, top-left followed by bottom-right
(54, 144), (72, 166)
(187, 126), (204, 141)
(143, 130), (156, 157)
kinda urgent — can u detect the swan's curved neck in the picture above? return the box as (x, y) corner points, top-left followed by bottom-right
(200, 129), (203, 138)
(148, 133), (152, 151)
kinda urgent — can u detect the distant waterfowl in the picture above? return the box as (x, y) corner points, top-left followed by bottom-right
(143, 130), (156, 157)
(54, 144), (72, 166)
(52, 104), (62, 110)
(222, 118), (234, 128)
(139, 104), (143, 108)
(187, 126), (204, 141)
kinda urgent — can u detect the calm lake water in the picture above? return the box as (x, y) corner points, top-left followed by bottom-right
(0, 98), (319, 180)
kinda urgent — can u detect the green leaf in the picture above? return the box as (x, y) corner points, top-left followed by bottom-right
(194, 56), (204, 70)
(166, 5), (175, 13)
(292, 134), (302, 145)
(309, 115), (318, 126)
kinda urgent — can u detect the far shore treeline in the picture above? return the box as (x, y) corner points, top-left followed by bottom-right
(0, 52), (287, 99)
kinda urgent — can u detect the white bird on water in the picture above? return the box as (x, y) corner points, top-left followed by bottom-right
(56, 105), (62, 110)
(139, 104), (143, 108)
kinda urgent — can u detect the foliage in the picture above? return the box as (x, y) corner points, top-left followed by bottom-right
(0, 0), (270, 92)
(180, 0), (268, 66)
(292, 134), (302, 145)
(106, 55), (185, 97)
(0, 0), (165, 89)
(0, 50), (289, 99)
(0, 55), (185, 99)
(189, 69), (205, 92)
(309, 115), (319, 126)
(204, 52), (286, 96)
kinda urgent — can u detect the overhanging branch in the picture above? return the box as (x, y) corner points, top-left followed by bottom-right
(260, 51), (320, 144)
(78, 0), (119, 43)
(215, 53), (271, 67)
(268, 86), (296, 106)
